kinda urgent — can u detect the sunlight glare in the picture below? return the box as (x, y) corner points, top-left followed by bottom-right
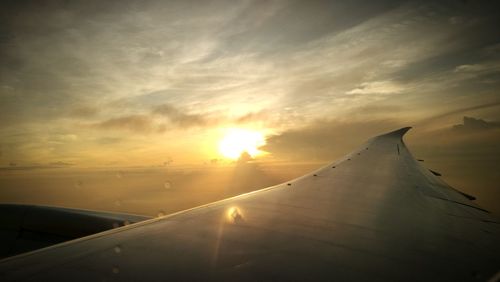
(218, 129), (265, 160)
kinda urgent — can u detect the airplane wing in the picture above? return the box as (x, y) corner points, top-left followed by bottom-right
(0, 204), (151, 258)
(1, 127), (499, 281)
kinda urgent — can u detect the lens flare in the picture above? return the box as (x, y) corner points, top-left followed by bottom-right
(218, 129), (265, 159)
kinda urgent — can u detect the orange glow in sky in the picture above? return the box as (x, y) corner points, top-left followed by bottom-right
(218, 129), (266, 160)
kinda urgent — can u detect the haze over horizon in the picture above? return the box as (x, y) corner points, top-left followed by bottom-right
(1, 1), (499, 215)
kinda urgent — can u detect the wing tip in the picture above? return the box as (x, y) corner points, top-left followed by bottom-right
(396, 126), (412, 136)
(378, 127), (412, 139)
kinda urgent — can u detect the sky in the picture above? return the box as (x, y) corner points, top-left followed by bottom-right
(1, 1), (499, 214)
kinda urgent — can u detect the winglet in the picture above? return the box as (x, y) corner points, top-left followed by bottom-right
(378, 127), (412, 139)
(393, 127), (412, 136)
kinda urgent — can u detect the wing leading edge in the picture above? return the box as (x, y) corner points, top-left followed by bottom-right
(1, 127), (499, 281)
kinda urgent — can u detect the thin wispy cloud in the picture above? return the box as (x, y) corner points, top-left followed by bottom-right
(152, 104), (210, 127)
(346, 81), (405, 95)
(91, 115), (157, 133)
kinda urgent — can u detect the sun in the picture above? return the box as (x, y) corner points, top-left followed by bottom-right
(218, 129), (266, 160)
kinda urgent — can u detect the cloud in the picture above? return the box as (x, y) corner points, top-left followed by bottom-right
(91, 115), (157, 133)
(236, 110), (269, 124)
(237, 151), (253, 164)
(48, 161), (75, 166)
(0, 161), (75, 170)
(416, 101), (500, 126)
(452, 116), (500, 132)
(68, 106), (100, 118)
(2, 0), (500, 168)
(263, 119), (402, 162)
(152, 104), (209, 127)
(454, 64), (488, 73)
(452, 62), (500, 81)
(90, 103), (215, 133)
(346, 80), (406, 95)
(408, 116), (500, 148)
(95, 137), (123, 145)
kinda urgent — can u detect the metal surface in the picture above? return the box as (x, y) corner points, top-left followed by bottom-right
(0, 204), (150, 258)
(1, 128), (499, 281)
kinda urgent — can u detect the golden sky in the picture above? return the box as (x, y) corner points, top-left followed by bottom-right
(1, 1), (500, 213)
